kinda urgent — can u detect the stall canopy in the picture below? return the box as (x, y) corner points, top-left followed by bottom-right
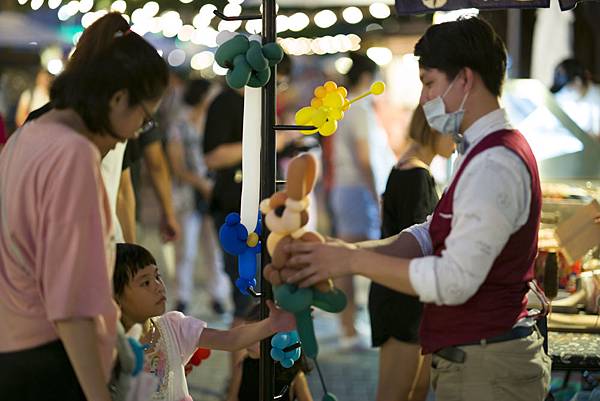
(395, 0), (594, 15)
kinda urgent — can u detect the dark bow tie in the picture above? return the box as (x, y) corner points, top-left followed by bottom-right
(453, 133), (469, 155)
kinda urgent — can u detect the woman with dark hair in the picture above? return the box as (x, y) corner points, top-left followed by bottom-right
(369, 106), (454, 401)
(0, 12), (168, 401)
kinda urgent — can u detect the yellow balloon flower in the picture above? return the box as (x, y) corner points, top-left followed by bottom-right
(294, 80), (385, 136)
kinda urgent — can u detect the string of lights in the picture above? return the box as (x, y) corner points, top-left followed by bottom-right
(15, 0), (406, 76)
(17, 0), (392, 36)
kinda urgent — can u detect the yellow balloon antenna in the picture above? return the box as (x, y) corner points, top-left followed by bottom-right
(347, 81), (386, 106)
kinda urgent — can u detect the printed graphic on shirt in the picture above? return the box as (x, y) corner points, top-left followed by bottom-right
(144, 335), (170, 399)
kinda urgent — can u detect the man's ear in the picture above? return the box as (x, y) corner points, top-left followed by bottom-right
(462, 67), (475, 93)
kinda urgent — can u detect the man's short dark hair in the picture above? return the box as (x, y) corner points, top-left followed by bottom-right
(414, 17), (507, 97)
(114, 243), (157, 297)
(346, 52), (378, 88)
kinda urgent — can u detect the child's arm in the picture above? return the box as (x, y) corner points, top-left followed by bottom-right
(292, 372), (314, 401)
(197, 301), (295, 351)
(198, 323), (269, 352)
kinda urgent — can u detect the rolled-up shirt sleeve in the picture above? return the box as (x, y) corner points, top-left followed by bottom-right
(403, 215), (433, 256)
(408, 148), (531, 306)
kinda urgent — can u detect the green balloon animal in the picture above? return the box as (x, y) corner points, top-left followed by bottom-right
(215, 33), (284, 89)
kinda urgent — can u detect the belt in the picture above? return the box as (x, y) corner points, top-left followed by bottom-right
(434, 326), (535, 364)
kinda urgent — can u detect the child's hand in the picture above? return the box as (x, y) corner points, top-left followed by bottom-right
(184, 362), (194, 376)
(267, 300), (296, 332)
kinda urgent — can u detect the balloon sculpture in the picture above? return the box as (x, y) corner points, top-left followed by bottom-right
(261, 153), (347, 359)
(215, 32), (284, 89)
(219, 213), (261, 295)
(270, 331), (301, 368)
(189, 348), (211, 367)
(295, 80), (385, 136)
(261, 153), (344, 401)
(215, 32), (280, 294)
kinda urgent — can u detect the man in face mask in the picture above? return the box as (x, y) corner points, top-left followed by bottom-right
(282, 16), (550, 401)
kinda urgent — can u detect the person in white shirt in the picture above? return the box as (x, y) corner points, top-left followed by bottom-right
(330, 53), (396, 348)
(282, 17), (551, 401)
(166, 79), (229, 315)
(551, 58), (600, 139)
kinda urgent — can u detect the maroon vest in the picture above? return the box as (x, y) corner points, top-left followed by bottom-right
(420, 129), (541, 354)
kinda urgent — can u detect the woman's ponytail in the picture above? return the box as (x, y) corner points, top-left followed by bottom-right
(50, 12), (168, 134)
(68, 12), (130, 68)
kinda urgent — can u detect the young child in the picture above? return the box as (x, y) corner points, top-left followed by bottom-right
(113, 243), (296, 401)
(226, 304), (314, 401)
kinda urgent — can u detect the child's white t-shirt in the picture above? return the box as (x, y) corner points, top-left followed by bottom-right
(144, 311), (207, 401)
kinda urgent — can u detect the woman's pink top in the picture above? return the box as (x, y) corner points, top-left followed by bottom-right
(0, 119), (118, 380)
(0, 113), (7, 145)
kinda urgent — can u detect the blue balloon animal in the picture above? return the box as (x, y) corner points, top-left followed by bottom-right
(219, 212), (261, 295)
(270, 331), (301, 369)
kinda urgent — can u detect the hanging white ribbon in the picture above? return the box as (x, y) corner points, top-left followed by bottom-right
(240, 85), (262, 233)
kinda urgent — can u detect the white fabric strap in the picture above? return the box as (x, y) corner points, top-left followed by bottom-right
(291, 227), (307, 240)
(285, 197), (309, 213)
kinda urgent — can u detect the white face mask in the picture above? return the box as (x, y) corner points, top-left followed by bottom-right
(422, 77), (469, 135)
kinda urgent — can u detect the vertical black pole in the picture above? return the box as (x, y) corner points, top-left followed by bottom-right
(259, 0), (276, 401)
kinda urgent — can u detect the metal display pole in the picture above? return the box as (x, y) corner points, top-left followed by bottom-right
(259, 0), (276, 400)
(213, 4), (315, 399)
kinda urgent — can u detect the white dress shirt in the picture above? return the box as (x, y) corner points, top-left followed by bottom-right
(406, 109), (533, 306)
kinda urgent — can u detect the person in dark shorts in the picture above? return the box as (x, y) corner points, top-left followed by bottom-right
(369, 105), (454, 401)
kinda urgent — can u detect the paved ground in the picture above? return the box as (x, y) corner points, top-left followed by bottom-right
(183, 308), (380, 401)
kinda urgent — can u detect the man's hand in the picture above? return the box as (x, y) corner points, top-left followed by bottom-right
(160, 212), (181, 242)
(285, 241), (356, 288)
(323, 235), (357, 249)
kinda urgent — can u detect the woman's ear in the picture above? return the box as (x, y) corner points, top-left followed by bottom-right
(109, 89), (130, 112)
